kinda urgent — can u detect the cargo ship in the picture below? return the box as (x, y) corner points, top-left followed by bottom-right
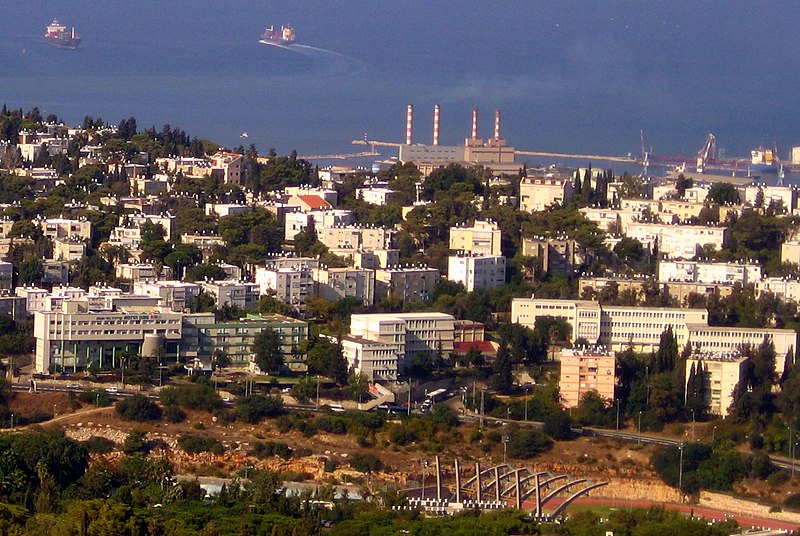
(750, 147), (779, 173)
(45, 19), (81, 49)
(259, 25), (296, 46)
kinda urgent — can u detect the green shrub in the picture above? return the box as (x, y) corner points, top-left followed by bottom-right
(115, 394), (161, 422)
(82, 436), (115, 454)
(507, 429), (552, 459)
(314, 416), (347, 434)
(236, 394), (283, 424)
(252, 441), (292, 460)
(178, 434), (224, 455)
(350, 453), (383, 474)
(163, 404), (186, 423)
(543, 410), (573, 441)
(122, 429), (149, 455)
(159, 384), (222, 412)
(78, 389), (111, 407)
(785, 493), (800, 510)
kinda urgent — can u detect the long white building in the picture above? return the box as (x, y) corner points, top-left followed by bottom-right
(658, 260), (762, 285)
(447, 253), (506, 292)
(511, 297), (796, 377)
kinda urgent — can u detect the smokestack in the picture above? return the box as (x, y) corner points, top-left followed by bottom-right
(471, 108), (478, 139)
(494, 108), (501, 140)
(405, 104), (413, 145)
(432, 104), (440, 146)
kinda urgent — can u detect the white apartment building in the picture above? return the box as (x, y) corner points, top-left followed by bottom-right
(341, 335), (399, 382)
(338, 248), (400, 270)
(579, 207), (645, 234)
(658, 199), (706, 221)
(447, 253), (506, 292)
(782, 240), (800, 265)
(204, 203), (252, 218)
(356, 187), (398, 206)
(254, 266), (313, 309)
(318, 225), (395, 251)
(199, 280), (260, 309)
(156, 156), (212, 177)
(755, 277), (800, 303)
(348, 312), (455, 376)
(559, 347), (616, 408)
(210, 151), (244, 185)
(284, 186), (338, 207)
(625, 222), (728, 259)
(312, 267), (375, 305)
(284, 210), (354, 242)
(512, 298), (797, 364)
(658, 260), (763, 284)
(133, 281), (201, 312)
(374, 266), (439, 303)
(52, 237), (86, 262)
(16, 286), (48, 313)
(685, 350), (747, 417)
(34, 217), (92, 241)
(115, 263), (173, 282)
(743, 184), (798, 213)
(519, 177), (574, 213)
(449, 220), (501, 256)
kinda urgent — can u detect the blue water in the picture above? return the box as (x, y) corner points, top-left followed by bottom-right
(2, 1), (800, 166)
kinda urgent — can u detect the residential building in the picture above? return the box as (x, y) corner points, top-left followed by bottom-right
(453, 320), (485, 343)
(511, 298), (796, 371)
(133, 281), (201, 312)
(254, 264), (313, 310)
(0, 291), (26, 320)
(52, 237), (86, 262)
(625, 222), (728, 259)
(519, 176), (574, 213)
(449, 220), (501, 256)
(521, 237), (585, 276)
(658, 260), (762, 285)
(559, 347), (616, 409)
(684, 350), (747, 417)
(34, 217), (92, 242)
(199, 280), (261, 309)
(210, 151), (244, 185)
(284, 210), (354, 242)
(782, 240), (800, 265)
(16, 286), (48, 313)
(115, 263), (173, 282)
(318, 225), (395, 251)
(205, 203), (252, 218)
(447, 253), (506, 292)
(341, 336), (399, 382)
(0, 261), (12, 290)
(312, 267), (375, 305)
(755, 277), (800, 302)
(348, 312), (455, 376)
(340, 248), (401, 270)
(355, 187), (398, 206)
(374, 266), (439, 303)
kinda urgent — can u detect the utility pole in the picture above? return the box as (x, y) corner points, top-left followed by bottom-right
(615, 399), (620, 431)
(480, 388), (485, 427)
(678, 442), (684, 499)
(316, 375), (320, 409)
(524, 388), (529, 422)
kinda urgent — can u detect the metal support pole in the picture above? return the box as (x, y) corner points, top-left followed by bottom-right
(480, 389), (485, 427)
(494, 466), (501, 502)
(678, 443), (684, 499)
(475, 462), (481, 501)
(435, 455), (441, 501)
(534, 472), (541, 518)
(454, 458), (461, 504)
(515, 469), (521, 510)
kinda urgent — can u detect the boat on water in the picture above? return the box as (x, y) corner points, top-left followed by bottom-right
(259, 25), (296, 46)
(750, 147), (779, 173)
(45, 19), (80, 49)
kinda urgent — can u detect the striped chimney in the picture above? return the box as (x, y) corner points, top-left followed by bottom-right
(405, 104), (413, 145)
(432, 104), (440, 146)
(471, 107), (478, 139)
(494, 108), (501, 140)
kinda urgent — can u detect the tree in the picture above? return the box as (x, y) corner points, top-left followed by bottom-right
(572, 391), (615, 427)
(543, 410), (574, 440)
(115, 394), (162, 422)
(675, 174), (693, 198)
(236, 394), (283, 423)
(707, 182), (740, 205)
(252, 329), (283, 374)
(293, 217), (318, 255)
(491, 342), (514, 394)
(506, 428), (552, 459)
(306, 337), (348, 385)
(349, 373), (370, 403)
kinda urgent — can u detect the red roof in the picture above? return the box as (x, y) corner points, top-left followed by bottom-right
(297, 195), (332, 210)
(453, 341), (496, 354)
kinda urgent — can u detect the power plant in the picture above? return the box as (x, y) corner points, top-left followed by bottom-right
(397, 104), (521, 175)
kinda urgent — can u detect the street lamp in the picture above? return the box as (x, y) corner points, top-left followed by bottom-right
(316, 375), (320, 409)
(678, 442), (684, 499)
(637, 411), (642, 444)
(615, 399), (620, 431)
(96, 393), (100, 408)
(420, 459), (428, 500)
(712, 425), (717, 443)
(789, 427), (794, 479)
(690, 409), (695, 442)
(503, 435), (510, 465)
(524, 388), (529, 421)
(506, 406), (511, 422)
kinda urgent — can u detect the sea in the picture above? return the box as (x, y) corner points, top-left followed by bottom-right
(2, 1), (800, 181)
